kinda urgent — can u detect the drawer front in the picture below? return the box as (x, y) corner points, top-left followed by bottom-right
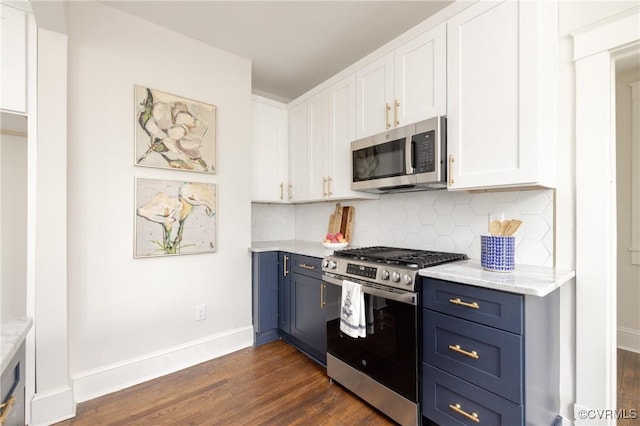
(422, 278), (523, 334)
(422, 364), (523, 426)
(423, 310), (523, 403)
(291, 254), (322, 280)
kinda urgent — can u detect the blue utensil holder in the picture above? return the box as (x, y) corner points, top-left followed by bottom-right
(481, 235), (515, 272)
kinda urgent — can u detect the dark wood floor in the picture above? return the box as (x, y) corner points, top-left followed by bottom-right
(53, 344), (640, 425)
(55, 340), (394, 425)
(618, 348), (640, 426)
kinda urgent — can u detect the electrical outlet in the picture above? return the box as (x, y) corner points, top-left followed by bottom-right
(195, 304), (206, 321)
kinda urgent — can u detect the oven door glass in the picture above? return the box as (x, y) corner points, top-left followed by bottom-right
(326, 285), (418, 402)
(352, 137), (407, 182)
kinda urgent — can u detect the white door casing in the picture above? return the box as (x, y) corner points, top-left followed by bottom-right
(572, 5), (640, 425)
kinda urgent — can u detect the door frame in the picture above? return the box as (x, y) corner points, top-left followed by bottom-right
(572, 6), (640, 424)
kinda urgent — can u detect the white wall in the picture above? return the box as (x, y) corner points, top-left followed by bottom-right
(65, 2), (253, 403)
(617, 67), (640, 353)
(1, 130), (27, 321)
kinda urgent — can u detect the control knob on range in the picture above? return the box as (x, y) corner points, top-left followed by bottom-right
(391, 271), (401, 282)
(381, 270), (390, 280)
(403, 275), (413, 285)
(322, 259), (329, 269)
(328, 260), (337, 269)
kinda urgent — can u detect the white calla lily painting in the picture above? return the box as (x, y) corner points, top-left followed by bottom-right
(135, 178), (216, 257)
(135, 86), (216, 173)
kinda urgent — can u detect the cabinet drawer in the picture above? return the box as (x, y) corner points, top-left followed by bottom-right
(422, 278), (523, 334)
(424, 310), (522, 403)
(291, 254), (322, 280)
(422, 364), (523, 426)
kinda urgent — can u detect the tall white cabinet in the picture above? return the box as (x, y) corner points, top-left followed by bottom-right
(446, 0), (557, 190)
(355, 22), (446, 139)
(251, 96), (289, 202)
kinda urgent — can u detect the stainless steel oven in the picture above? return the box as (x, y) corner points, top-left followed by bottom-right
(322, 247), (467, 426)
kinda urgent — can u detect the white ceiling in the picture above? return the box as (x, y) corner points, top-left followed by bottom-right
(100, 1), (453, 102)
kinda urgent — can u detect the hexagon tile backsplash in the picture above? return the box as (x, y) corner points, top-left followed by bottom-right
(252, 189), (554, 267)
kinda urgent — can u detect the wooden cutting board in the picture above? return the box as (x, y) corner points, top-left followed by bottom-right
(327, 203), (355, 241)
(341, 206), (355, 242)
(327, 203), (342, 235)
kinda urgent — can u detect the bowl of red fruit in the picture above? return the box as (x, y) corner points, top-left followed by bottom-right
(322, 232), (349, 249)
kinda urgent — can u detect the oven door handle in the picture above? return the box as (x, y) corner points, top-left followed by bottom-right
(322, 274), (417, 306)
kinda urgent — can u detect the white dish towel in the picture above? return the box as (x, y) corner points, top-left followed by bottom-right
(340, 280), (366, 338)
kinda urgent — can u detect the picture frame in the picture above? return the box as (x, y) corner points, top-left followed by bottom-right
(134, 178), (217, 258)
(134, 86), (216, 174)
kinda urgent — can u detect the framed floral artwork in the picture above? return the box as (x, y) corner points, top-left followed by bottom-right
(134, 178), (216, 258)
(134, 86), (216, 173)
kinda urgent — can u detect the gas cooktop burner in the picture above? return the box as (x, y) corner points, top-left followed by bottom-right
(333, 246), (468, 269)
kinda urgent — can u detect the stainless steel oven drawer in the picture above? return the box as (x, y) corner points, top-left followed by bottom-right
(422, 363), (523, 426)
(423, 310), (523, 403)
(422, 278), (523, 334)
(291, 254), (322, 279)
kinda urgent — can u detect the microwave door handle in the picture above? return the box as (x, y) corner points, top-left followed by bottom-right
(410, 139), (417, 174)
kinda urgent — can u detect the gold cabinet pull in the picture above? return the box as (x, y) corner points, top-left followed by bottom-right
(321, 283), (326, 308)
(299, 263), (316, 271)
(323, 177), (328, 197)
(328, 176), (333, 196)
(288, 184), (293, 200)
(283, 255), (289, 277)
(394, 99), (400, 127)
(385, 103), (391, 129)
(448, 155), (456, 185)
(449, 403), (480, 423)
(449, 297), (479, 309)
(0, 396), (16, 425)
(280, 183), (284, 200)
(448, 344), (479, 359)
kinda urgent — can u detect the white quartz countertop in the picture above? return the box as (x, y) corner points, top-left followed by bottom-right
(1, 317), (32, 372)
(249, 240), (337, 258)
(419, 260), (575, 297)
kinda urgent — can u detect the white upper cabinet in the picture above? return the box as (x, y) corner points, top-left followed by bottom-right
(356, 22), (446, 139)
(251, 96), (289, 202)
(394, 23), (446, 127)
(0, 4), (27, 113)
(288, 101), (310, 202)
(355, 52), (395, 139)
(289, 90), (329, 202)
(446, 0), (557, 190)
(288, 75), (378, 203)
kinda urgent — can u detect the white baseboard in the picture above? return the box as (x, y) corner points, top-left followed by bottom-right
(30, 385), (75, 426)
(72, 326), (253, 403)
(618, 326), (640, 353)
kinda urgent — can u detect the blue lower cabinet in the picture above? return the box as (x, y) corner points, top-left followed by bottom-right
(251, 252), (280, 346)
(422, 364), (523, 426)
(422, 278), (561, 426)
(423, 310), (523, 403)
(1, 342), (26, 426)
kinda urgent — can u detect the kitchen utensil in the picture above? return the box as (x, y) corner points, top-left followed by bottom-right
(488, 220), (501, 236)
(503, 219), (522, 236)
(499, 220), (509, 236)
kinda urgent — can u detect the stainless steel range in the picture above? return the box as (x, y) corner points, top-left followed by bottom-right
(322, 246), (467, 426)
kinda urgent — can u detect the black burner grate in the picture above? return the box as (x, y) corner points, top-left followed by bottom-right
(333, 246), (467, 268)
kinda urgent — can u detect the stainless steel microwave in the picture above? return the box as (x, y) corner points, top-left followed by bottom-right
(351, 116), (446, 193)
